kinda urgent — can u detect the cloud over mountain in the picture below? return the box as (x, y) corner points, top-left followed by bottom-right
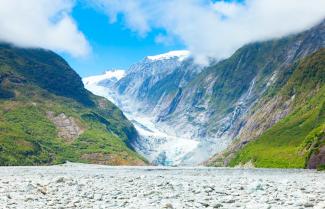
(91, 0), (325, 64)
(0, 0), (90, 57)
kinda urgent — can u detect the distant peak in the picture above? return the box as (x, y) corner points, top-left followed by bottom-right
(146, 50), (190, 62)
(103, 69), (126, 80)
(83, 69), (126, 85)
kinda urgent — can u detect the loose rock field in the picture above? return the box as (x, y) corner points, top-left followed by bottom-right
(0, 163), (324, 209)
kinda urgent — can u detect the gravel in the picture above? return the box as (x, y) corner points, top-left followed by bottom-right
(0, 162), (324, 209)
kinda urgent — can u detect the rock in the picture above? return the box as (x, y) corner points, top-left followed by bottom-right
(223, 199), (235, 203)
(0, 164), (325, 209)
(94, 194), (103, 201)
(248, 182), (264, 192)
(308, 145), (325, 169)
(162, 203), (174, 209)
(304, 202), (314, 208)
(47, 112), (84, 142)
(38, 187), (47, 195)
(55, 177), (66, 183)
(213, 203), (223, 208)
(25, 197), (33, 202)
(201, 202), (210, 207)
(67, 180), (77, 186)
(25, 183), (36, 192)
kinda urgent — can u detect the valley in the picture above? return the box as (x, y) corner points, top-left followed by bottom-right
(0, 14), (323, 169)
(1, 1), (325, 208)
(84, 20), (325, 168)
(84, 65), (202, 166)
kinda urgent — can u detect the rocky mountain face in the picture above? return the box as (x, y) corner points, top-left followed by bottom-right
(181, 20), (325, 166)
(115, 50), (199, 114)
(84, 51), (204, 165)
(85, 20), (325, 167)
(222, 48), (325, 169)
(0, 43), (146, 166)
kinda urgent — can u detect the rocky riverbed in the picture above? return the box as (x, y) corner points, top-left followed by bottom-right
(0, 163), (324, 209)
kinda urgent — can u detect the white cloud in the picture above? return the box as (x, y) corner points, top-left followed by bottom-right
(212, 1), (243, 17)
(0, 0), (90, 57)
(155, 34), (176, 46)
(91, 0), (150, 36)
(90, 0), (325, 64)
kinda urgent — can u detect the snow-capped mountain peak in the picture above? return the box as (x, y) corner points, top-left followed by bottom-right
(83, 69), (126, 86)
(83, 69), (126, 104)
(146, 50), (190, 62)
(103, 69), (126, 80)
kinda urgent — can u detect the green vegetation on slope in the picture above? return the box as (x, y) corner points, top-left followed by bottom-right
(0, 43), (93, 106)
(0, 44), (146, 166)
(188, 37), (296, 117)
(230, 49), (325, 168)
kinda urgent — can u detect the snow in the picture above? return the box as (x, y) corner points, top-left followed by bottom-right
(124, 111), (200, 165)
(146, 50), (190, 61)
(82, 54), (201, 166)
(83, 82), (108, 98)
(82, 63), (200, 166)
(82, 69), (125, 86)
(82, 69), (125, 103)
(83, 74), (200, 166)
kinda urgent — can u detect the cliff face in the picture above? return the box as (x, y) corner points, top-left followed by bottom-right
(116, 54), (202, 116)
(159, 20), (325, 165)
(308, 146), (325, 169)
(213, 48), (325, 168)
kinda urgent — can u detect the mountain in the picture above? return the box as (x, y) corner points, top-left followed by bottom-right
(84, 50), (203, 165)
(83, 69), (126, 103)
(84, 69), (126, 88)
(0, 43), (146, 166)
(205, 21), (325, 168)
(115, 50), (196, 110)
(157, 20), (325, 166)
(85, 20), (325, 167)
(218, 48), (325, 169)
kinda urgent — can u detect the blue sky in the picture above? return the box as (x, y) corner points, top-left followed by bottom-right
(61, 0), (244, 77)
(2, 0), (323, 78)
(61, 2), (185, 77)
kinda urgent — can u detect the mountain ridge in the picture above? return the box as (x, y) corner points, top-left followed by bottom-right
(0, 43), (147, 166)
(222, 48), (325, 168)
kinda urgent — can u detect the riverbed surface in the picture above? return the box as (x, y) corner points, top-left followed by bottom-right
(0, 163), (324, 209)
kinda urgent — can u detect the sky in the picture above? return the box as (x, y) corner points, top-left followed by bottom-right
(0, 0), (325, 77)
(63, 1), (185, 76)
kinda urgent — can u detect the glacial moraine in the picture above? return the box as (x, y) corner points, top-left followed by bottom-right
(0, 163), (324, 208)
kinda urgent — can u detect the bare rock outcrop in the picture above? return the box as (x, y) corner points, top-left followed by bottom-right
(308, 146), (325, 169)
(47, 111), (84, 142)
(205, 95), (294, 167)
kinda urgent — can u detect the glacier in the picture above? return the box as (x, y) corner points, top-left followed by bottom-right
(83, 52), (205, 166)
(83, 21), (325, 166)
(83, 50), (260, 166)
(82, 91), (200, 166)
